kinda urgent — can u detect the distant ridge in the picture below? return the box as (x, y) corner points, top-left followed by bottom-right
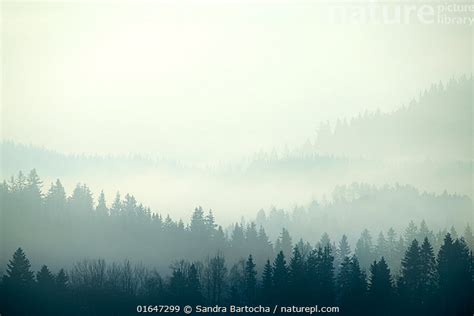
(311, 76), (472, 161)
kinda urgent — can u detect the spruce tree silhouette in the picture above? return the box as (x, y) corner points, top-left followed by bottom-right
(368, 257), (392, 315)
(186, 263), (203, 305)
(275, 228), (293, 259)
(419, 237), (437, 314)
(37, 265), (55, 288)
(96, 190), (109, 216)
(2, 248), (35, 315)
(336, 256), (367, 315)
(318, 245), (335, 304)
(55, 269), (68, 289)
(54, 268), (70, 316)
(289, 246), (306, 304)
(398, 239), (422, 315)
(44, 179), (67, 217)
(110, 192), (122, 216)
(335, 234), (351, 273)
(306, 247), (320, 302)
(3, 248), (35, 285)
(244, 255), (257, 305)
(272, 251), (289, 304)
(260, 259), (273, 303)
(36, 265), (56, 315)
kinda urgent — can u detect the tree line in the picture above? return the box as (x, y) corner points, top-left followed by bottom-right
(312, 76), (472, 161)
(255, 182), (472, 257)
(1, 232), (473, 315)
(1, 170), (473, 275)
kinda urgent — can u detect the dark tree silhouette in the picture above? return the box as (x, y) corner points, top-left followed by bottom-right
(419, 237), (437, 314)
(1, 248), (35, 315)
(398, 239), (423, 315)
(259, 259), (273, 303)
(336, 256), (367, 314)
(243, 255), (257, 305)
(288, 247), (306, 304)
(1, 232), (474, 316)
(3, 248), (35, 285)
(368, 257), (393, 315)
(1, 171), (473, 315)
(272, 251), (289, 304)
(437, 234), (472, 316)
(335, 234), (351, 272)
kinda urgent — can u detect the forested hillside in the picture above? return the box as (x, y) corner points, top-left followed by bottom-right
(312, 76), (472, 160)
(255, 183), (472, 244)
(1, 232), (473, 315)
(1, 170), (472, 276)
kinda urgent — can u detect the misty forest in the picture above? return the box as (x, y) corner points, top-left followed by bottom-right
(1, 77), (473, 315)
(0, 171), (473, 315)
(1, 1), (473, 315)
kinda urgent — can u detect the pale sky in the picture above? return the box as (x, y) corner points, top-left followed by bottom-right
(1, 1), (472, 164)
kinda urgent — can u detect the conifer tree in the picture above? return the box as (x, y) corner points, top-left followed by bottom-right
(260, 259), (273, 303)
(36, 265), (55, 288)
(257, 226), (273, 259)
(55, 269), (69, 289)
(419, 237), (437, 310)
(338, 234), (351, 259)
(186, 263), (203, 305)
(1, 248), (35, 315)
(3, 248), (34, 285)
(110, 192), (122, 216)
(437, 234), (471, 315)
(319, 232), (331, 249)
(418, 220), (434, 243)
(204, 210), (217, 237)
(190, 206), (206, 235)
(336, 256), (367, 313)
(398, 239), (422, 315)
(275, 228), (293, 259)
(404, 221), (418, 245)
(289, 247), (306, 304)
(368, 257), (392, 314)
(25, 169), (43, 208)
(244, 255), (257, 305)
(355, 229), (374, 270)
(272, 251), (289, 303)
(44, 179), (67, 216)
(96, 190), (109, 216)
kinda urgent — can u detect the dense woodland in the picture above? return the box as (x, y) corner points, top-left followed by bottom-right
(1, 169), (473, 315)
(255, 183), (472, 244)
(0, 232), (473, 315)
(1, 169), (473, 274)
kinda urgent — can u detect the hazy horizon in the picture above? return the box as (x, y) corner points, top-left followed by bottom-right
(2, 1), (472, 164)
